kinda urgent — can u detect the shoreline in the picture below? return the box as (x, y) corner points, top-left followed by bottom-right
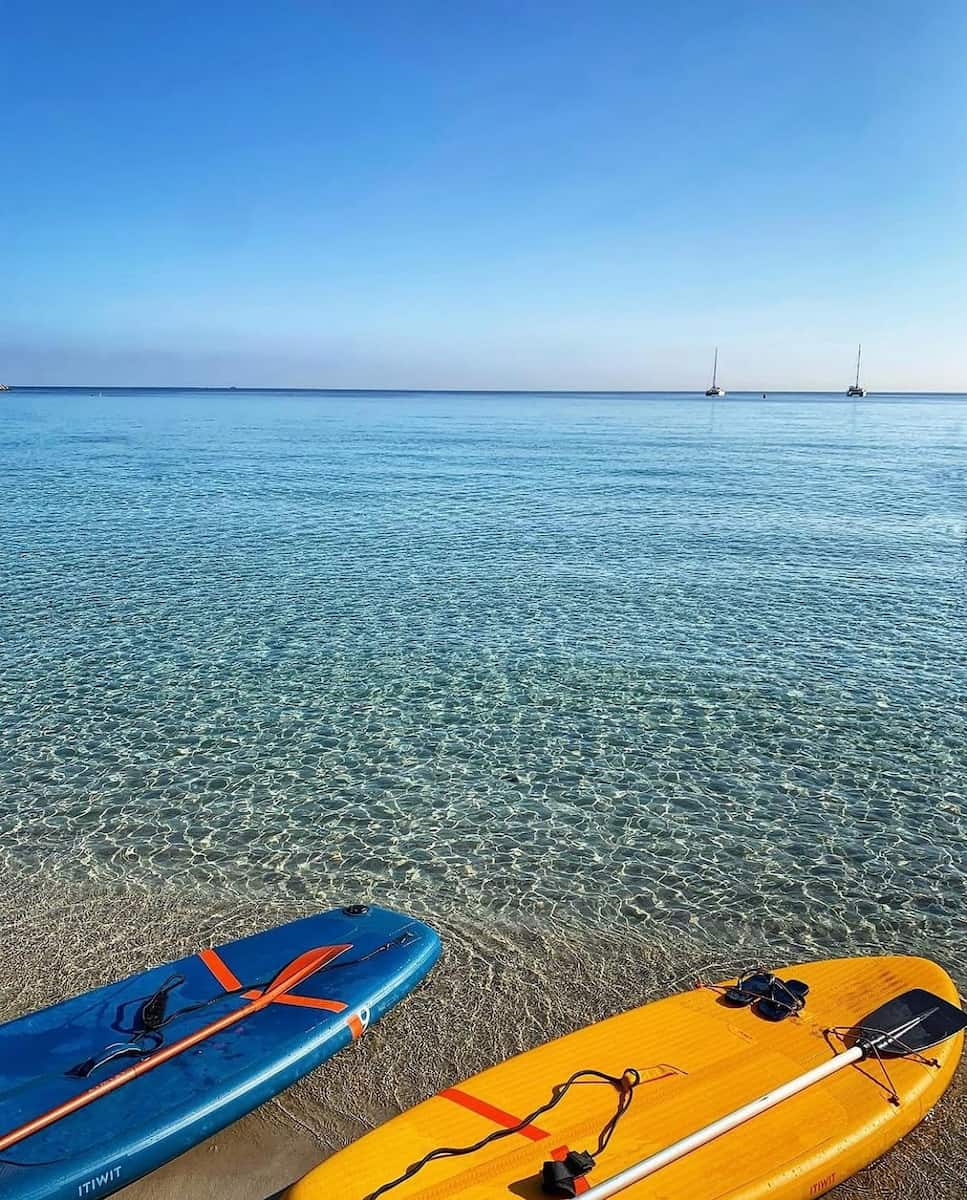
(0, 872), (962, 1199)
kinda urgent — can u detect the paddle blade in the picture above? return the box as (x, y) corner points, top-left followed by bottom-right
(855, 989), (967, 1057)
(264, 944), (350, 1000)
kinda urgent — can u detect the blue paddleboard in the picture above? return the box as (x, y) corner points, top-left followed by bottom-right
(0, 904), (440, 1200)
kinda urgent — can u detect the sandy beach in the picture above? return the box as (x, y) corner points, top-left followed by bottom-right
(2, 873), (962, 1200)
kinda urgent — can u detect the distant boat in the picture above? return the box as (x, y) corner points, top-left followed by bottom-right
(847, 344), (866, 397)
(0, 383), (9, 391)
(705, 348), (725, 396)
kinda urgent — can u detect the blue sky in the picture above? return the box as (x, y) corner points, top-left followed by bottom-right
(3, 1), (966, 390)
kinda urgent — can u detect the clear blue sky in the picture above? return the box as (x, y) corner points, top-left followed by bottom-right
(3, 1), (966, 390)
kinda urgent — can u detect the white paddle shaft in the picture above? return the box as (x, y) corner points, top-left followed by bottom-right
(580, 1044), (864, 1200)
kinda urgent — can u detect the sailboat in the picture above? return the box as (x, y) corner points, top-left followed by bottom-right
(705, 348), (725, 396)
(847, 344), (866, 397)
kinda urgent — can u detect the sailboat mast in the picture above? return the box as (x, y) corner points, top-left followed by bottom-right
(855, 344), (862, 388)
(712, 347), (718, 388)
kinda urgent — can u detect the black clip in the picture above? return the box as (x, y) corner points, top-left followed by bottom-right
(541, 1150), (596, 1197)
(138, 973), (185, 1032)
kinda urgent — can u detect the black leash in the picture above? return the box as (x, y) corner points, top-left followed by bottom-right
(362, 1067), (642, 1200)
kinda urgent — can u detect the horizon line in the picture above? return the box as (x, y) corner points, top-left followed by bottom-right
(4, 384), (967, 398)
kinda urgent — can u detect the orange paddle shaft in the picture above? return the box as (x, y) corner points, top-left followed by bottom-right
(0, 943), (349, 1154)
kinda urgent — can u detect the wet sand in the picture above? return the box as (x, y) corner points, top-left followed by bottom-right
(1, 873), (962, 1199)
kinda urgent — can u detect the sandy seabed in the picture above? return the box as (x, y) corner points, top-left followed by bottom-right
(0, 873), (962, 1200)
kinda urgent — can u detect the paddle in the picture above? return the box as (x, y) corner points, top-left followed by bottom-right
(580, 988), (967, 1200)
(0, 943), (350, 1155)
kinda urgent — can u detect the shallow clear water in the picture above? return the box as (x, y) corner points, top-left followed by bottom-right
(1, 389), (964, 961)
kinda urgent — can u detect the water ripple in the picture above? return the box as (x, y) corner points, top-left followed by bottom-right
(1, 390), (964, 964)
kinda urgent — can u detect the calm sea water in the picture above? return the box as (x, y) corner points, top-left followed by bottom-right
(1, 389), (964, 963)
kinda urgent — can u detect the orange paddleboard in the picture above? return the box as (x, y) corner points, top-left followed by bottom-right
(282, 956), (962, 1200)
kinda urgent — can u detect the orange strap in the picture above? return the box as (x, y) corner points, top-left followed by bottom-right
(199, 947), (347, 1012)
(439, 1087), (550, 1142)
(199, 948), (244, 992)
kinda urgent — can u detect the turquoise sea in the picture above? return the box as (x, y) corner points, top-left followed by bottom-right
(1, 388), (965, 968)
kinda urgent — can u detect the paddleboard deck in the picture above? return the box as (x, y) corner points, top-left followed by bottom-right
(282, 955), (962, 1200)
(0, 904), (440, 1200)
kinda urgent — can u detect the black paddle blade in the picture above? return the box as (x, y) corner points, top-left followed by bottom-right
(855, 989), (967, 1058)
